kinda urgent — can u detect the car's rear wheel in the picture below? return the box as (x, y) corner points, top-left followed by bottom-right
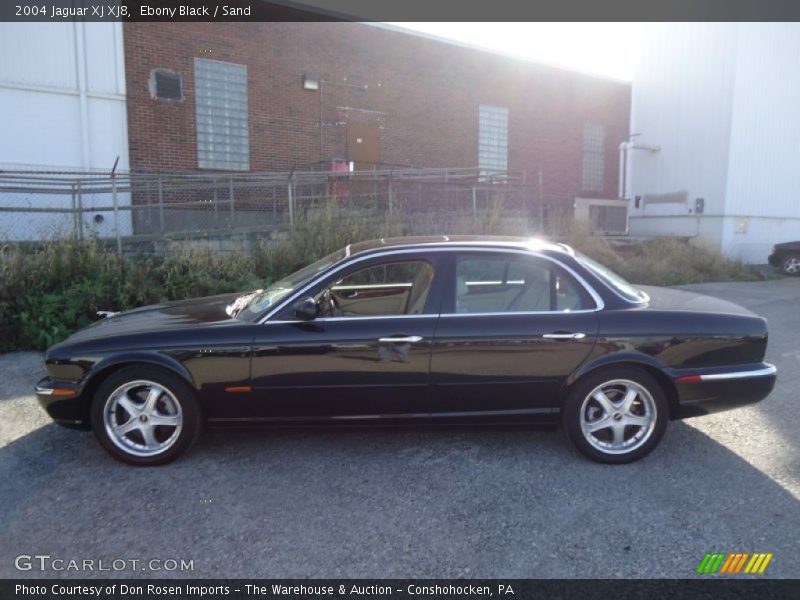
(781, 253), (800, 276)
(90, 366), (201, 466)
(563, 366), (668, 464)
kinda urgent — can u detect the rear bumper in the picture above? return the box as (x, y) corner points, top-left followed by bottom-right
(35, 377), (90, 430)
(672, 363), (777, 419)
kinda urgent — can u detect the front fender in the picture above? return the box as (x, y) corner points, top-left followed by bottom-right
(83, 352), (197, 391)
(39, 351), (198, 428)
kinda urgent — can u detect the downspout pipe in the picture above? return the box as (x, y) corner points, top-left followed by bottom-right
(619, 139), (661, 200)
(618, 141), (628, 199)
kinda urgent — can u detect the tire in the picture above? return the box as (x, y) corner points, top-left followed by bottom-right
(780, 253), (800, 276)
(563, 365), (668, 464)
(90, 366), (201, 466)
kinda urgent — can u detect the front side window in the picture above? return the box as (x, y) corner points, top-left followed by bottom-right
(317, 260), (435, 318)
(235, 248), (347, 320)
(454, 255), (593, 314)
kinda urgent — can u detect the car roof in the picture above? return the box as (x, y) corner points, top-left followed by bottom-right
(344, 235), (574, 258)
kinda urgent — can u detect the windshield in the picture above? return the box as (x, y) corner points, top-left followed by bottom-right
(575, 252), (648, 303)
(234, 248), (348, 320)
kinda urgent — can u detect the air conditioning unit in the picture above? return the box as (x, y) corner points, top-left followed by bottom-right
(574, 197), (628, 235)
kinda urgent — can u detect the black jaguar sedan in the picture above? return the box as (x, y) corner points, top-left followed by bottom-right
(36, 236), (776, 465)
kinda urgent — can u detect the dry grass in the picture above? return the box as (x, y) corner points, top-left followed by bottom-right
(0, 213), (762, 351)
(564, 224), (761, 286)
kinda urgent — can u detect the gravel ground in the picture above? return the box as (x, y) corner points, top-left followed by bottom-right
(1, 279), (798, 579)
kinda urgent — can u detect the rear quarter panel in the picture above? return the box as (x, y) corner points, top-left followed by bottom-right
(576, 308), (769, 375)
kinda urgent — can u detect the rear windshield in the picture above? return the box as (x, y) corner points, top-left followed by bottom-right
(575, 252), (648, 304)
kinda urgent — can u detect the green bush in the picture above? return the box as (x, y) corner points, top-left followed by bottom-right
(0, 212), (762, 352)
(0, 206), (400, 351)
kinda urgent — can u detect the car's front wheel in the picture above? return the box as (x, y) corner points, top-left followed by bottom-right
(563, 366), (668, 464)
(91, 366), (201, 466)
(781, 253), (800, 276)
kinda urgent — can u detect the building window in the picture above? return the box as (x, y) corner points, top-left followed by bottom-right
(150, 69), (183, 102)
(479, 104), (508, 174)
(194, 58), (249, 171)
(582, 123), (605, 193)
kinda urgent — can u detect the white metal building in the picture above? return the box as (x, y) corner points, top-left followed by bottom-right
(626, 23), (800, 263)
(0, 22), (131, 239)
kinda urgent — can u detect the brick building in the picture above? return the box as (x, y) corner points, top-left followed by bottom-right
(123, 22), (630, 207)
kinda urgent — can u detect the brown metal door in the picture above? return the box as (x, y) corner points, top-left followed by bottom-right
(346, 123), (380, 170)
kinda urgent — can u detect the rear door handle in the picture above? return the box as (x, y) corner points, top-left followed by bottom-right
(378, 335), (423, 343)
(542, 332), (586, 340)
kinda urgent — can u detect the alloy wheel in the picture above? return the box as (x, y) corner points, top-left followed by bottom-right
(103, 380), (183, 457)
(783, 256), (800, 275)
(579, 379), (657, 455)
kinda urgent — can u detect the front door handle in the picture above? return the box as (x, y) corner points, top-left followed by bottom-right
(378, 335), (423, 343)
(542, 332), (586, 340)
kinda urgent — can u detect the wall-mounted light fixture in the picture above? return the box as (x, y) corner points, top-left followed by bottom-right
(303, 73), (320, 91)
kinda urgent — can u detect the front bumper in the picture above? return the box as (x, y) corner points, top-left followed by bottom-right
(672, 362), (777, 419)
(768, 252), (781, 267)
(35, 377), (90, 429)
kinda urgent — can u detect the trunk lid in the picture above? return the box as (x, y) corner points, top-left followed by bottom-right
(638, 285), (756, 317)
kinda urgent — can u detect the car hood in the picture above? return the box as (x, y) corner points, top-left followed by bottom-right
(638, 285), (755, 316)
(61, 292), (247, 345)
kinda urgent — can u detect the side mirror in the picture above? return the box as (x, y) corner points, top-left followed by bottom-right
(293, 296), (318, 320)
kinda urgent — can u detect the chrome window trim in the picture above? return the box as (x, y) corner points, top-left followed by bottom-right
(258, 246), (605, 324)
(332, 283), (414, 290)
(464, 280), (526, 286)
(439, 310), (595, 318)
(267, 314), (440, 324)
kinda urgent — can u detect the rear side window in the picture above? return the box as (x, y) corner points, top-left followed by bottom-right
(575, 251), (647, 303)
(454, 255), (594, 314)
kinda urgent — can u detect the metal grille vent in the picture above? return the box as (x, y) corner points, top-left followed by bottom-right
(150, 69), (183, 102)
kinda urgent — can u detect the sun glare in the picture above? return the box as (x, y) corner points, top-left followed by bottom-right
(386, 22), (642, 81)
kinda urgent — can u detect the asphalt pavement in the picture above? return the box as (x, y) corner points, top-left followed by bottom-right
(1, 278), (798, 579)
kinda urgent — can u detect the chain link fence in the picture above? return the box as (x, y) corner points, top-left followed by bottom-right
(0, 167), (572, 254)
